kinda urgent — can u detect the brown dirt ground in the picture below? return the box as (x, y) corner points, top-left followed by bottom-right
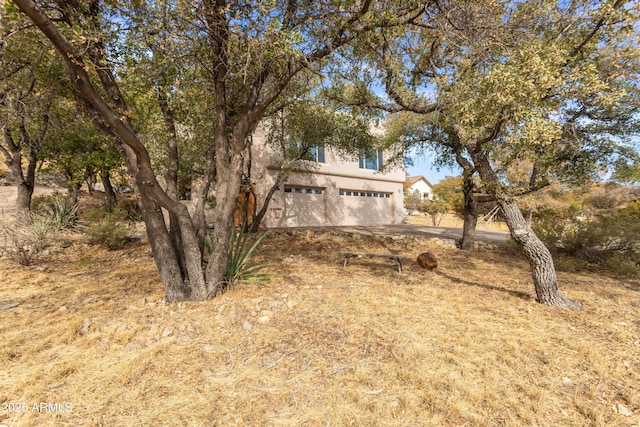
(1, 227), (639, 426)
(0, 185), (63, 223)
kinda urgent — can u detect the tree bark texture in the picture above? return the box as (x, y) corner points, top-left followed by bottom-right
(460, 169), (478, 250)
(470, 148), (582, 310)
(0, 107), (49, 224)
(99, 170), (117, 211)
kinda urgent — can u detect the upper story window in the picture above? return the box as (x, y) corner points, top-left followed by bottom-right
(309, 145), (325, 163)
(359, 148), (383, 171)
(289, 138), (325, 163)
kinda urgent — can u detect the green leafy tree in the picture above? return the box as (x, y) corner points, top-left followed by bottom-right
(0, 11), (60, 223)
(11, 0), (424, 301)
(41, 104), (123, 209)
(333, 0), (639, 309)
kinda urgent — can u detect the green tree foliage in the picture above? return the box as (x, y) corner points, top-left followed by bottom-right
(331, 0), (639, 309)
(40, 101), (123, 206)
(431, 176), (465, 217)
(11, 0), (423, 301)
(0, 8), (64, 222)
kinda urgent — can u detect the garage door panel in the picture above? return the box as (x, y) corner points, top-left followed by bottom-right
(338, 190), (392, 226)
(282, 187), (325, 227)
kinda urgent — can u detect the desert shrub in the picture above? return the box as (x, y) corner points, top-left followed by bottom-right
(83, 208), (129, 250)
(421, 200), (449, 226)
(534, 210), (640, 275)
(31, 192), (78, 231)
(0, 220), (47, 266)
(624, 200), (640, 220)
(605, 254), (639, 277)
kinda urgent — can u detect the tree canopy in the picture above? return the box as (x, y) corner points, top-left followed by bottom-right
(4, 0), (638, 308)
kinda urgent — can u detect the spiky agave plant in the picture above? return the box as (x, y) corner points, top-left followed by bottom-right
(225, 225), (271, 286)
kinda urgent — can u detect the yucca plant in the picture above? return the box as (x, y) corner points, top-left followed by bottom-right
(32, 193), (78, 231)
(225, 226), (271, 286)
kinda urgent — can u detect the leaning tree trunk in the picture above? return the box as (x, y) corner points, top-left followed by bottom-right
(250, 177), (283, 233)
(498, 197), (582, 309)
(471, 148), (581, 310)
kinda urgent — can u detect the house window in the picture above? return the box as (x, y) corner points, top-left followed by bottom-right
(359, 148), (383, 171)
(309, 145), (325, 163)
(284, 185), (323, 195)
(290, 138), (325, 163)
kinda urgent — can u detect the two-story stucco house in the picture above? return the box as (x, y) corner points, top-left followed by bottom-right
(250, 124), (405, 228)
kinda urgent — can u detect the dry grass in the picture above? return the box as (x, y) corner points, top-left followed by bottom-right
(1, 230), (639, 426)
(405, 213), (510, 232)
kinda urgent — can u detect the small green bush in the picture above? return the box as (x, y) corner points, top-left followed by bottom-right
(83, 208), (129, 250)
(605, 254), (639, 277)
(533, 210), (640, 275)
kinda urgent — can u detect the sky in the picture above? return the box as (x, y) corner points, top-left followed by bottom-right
(404, 151), (461, 185)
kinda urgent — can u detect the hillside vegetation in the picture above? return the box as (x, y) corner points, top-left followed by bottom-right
(1, 231), (638, 426)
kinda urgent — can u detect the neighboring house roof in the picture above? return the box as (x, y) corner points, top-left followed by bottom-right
(405, 175), (434, 188)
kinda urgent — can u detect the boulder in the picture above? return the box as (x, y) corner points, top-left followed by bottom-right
(417, 252), (438, 270)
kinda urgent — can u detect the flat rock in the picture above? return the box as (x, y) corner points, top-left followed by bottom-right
(79, 319), (93, 336)
(0, 301), (19, 310)
(615, 403), (633, 417)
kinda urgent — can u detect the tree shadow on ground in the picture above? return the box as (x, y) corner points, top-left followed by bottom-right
(436, 270), (534, 302)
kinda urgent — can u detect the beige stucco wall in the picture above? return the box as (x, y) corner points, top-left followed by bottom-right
(250, 123), (405, 227)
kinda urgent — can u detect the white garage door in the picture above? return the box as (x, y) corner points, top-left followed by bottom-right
(338, 189), (393, 225)
(282, 186), (326, 227)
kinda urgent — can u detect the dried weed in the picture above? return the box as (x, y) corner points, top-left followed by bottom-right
(0, 232), (638, 426)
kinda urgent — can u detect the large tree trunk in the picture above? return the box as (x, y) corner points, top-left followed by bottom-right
(205, 150), (245, 294)
(471, 148), (581, 310)
(192, 144), (216, 253)
(498, 198), (582, 309)
(15, 182), (34, 224)
(2, 125), (39, 224)
(460, 169), (478, 250)
(157, 78), (189, 277)
(137, 188), (191, 301)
